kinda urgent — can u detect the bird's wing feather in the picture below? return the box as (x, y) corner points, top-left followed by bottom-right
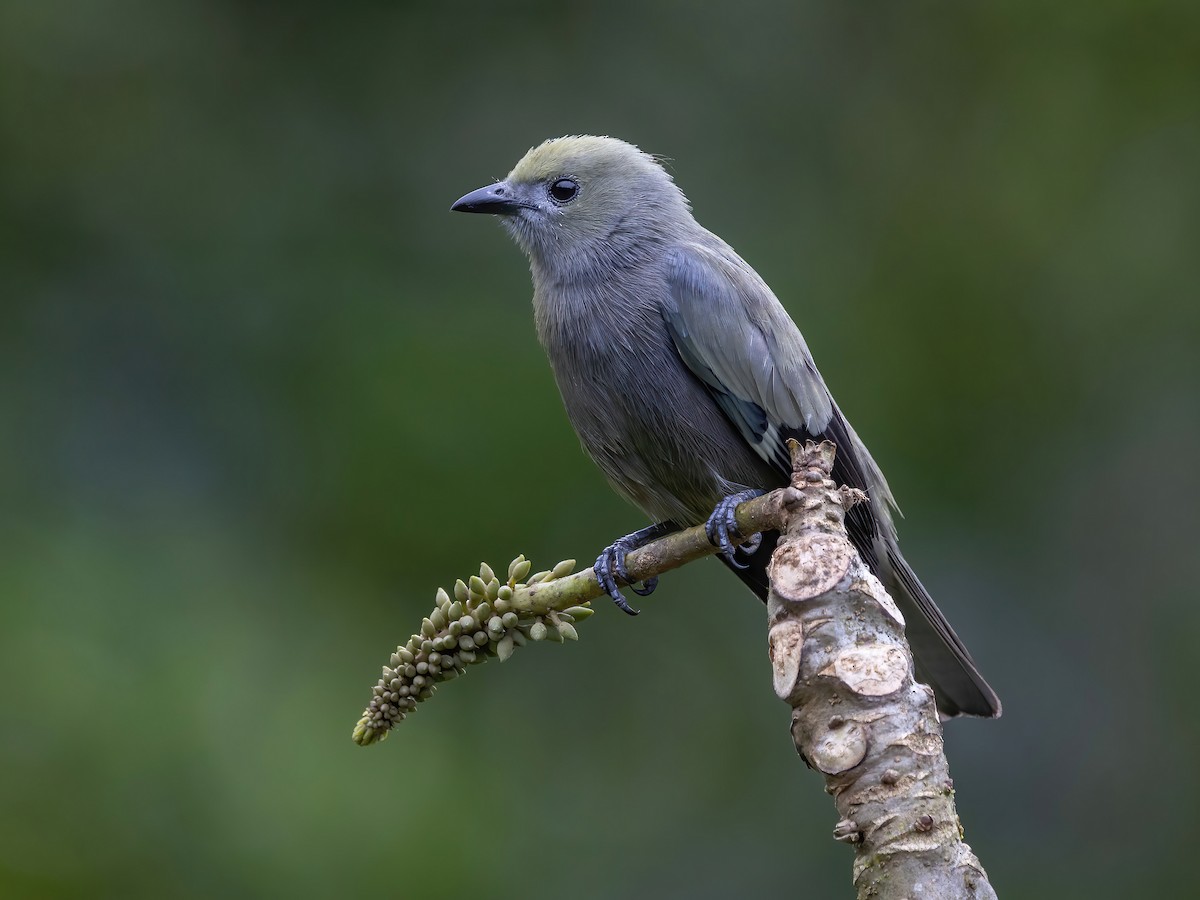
(663, 242), (837, 466)
(664, 241), (898, 519)
(662, 241), (999, 718)
(664, 241), (888, 480)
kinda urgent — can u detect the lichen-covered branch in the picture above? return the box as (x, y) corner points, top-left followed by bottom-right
(768, 441), (996, 899)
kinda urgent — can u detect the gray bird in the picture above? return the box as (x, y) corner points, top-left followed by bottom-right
(452, 135), (1000, 718)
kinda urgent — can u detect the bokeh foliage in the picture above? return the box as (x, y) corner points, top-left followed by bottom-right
(1, 1), (1197, 897)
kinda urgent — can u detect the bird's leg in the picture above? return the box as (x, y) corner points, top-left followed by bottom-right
(594, 521), (678, 616)
(704, 489), (767, 568)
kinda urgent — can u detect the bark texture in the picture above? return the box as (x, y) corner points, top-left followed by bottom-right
(768, 441), (996, 900)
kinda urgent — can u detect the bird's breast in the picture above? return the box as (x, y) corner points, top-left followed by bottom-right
(532, 278), (780, 523)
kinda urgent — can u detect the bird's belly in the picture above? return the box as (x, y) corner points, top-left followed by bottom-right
(550, 338), (781, 525)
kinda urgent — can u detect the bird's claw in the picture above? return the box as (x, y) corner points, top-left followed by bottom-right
(612, 546), (659, 596)
(704, 489), (766, 568)
(630, 576), (659, 596)
(594, 541), (639, 614)
(595, 536), (659, 615)
(738, 531), (763, 556)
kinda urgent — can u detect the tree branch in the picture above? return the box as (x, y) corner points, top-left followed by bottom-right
(351, 440), (996, 898)
(352, 489), (787, 745)
(769, 441), (996, 899)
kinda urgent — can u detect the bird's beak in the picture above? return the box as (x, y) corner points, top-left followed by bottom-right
(450, 181), (524, 215)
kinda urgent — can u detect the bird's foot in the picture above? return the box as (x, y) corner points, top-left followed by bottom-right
(704, 489), (767, 568)
(594, 522), (676, 616)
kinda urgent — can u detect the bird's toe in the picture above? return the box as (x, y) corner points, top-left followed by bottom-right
(594, 542), (640, 616)
(704, 489), (766, 568)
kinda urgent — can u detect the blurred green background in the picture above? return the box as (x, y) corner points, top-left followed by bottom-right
(2, 1), (1197, 897)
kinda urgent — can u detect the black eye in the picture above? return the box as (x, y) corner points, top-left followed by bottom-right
(549, 178), (579, 204)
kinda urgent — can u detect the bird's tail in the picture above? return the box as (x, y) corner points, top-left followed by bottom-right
(720, 531), (1001, 718)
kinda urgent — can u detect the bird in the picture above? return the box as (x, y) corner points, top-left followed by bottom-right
(451, 135), (1000, 718)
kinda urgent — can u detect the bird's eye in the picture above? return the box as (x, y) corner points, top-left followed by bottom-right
(548, 178), (579, 204)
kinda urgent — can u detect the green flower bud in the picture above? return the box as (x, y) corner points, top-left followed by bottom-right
(436, 587), (451, 609)
(448, 621), (463, 638)
(564, 605), (594, 620)
(552, 559), (576, 579)
(508, 555), (529, 582)
(472, 630), (489, 647)
(458, 635), (475, 652)
(529, 621), (548, 641)
(502, 611), (519, 629)
(543, 623), (564, 643)
(421, 618), (436, 638)
(458, 649), (477, 664)
(557, 622), (579, 641)
(510, 628), (527, 647)
(487, 615), (504, 634)
(480, 562), (496, 583)
(468, 575), (488, 600)
(459, 615), (477, 632)
(431, 607), (447, 630)
(497, 634), (515, 662)
(474, 601), (492, 621)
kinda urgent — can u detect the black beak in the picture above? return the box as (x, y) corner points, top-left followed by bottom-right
(450, 182), (525, 215)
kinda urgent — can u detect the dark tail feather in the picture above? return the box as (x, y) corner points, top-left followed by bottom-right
(880, 545), (1001, 718)
(718, 531), (1001, 719)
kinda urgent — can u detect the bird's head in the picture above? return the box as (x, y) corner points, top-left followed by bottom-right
(451, 135), (690, 279)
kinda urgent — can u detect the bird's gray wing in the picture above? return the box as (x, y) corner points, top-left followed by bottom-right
(662, 241), (891, 491)
(664, 243), (1000, 718)
(664, 240), (899, 536)
(663, 243), (835, 473)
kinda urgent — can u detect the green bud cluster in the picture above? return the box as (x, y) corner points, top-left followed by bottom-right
(353, 555), (594, 745)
